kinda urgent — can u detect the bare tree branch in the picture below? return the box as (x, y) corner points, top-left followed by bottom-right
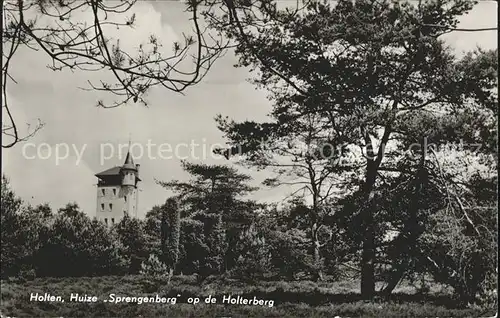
(2, 0), (228, 148)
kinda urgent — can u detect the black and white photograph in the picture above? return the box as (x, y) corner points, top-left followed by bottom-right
(1, 0), (498, 317)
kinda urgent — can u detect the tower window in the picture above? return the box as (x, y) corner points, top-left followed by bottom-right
(101, 189), (105, 196)
(124, 196), (127, 202)
(109, 203), (113, 210)
(104, 218), (108, 225)
(113, 189), (116, 196)
(101, 203), (105, 211)
(111, 218), (115, 224)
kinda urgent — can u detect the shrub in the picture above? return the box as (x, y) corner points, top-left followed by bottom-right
(18, 268), (36, 282)
(232, 225), (272, 281)
(1, 176), (27, 278)
(140, 254), (172, 292)
(267, 229), (313, 280)
(36, 209), (128, 277)
(113, 215), (149, 274)
(420, 208), (497, 306)
(178, 219), (207, 275)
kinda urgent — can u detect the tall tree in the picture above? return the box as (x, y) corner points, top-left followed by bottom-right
(215, 106), (358, 280)
(1, 175), (26, 277)
(157, 161), (258, 275)
(162, 198), (181, 276)
(112, 215), (149, 274)
(211, 0), (497, 299)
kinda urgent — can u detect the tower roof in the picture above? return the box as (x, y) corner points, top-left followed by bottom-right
(122, 151), (137, 171)
(95, 150), (141, 182)
(95, 166), (121, 177)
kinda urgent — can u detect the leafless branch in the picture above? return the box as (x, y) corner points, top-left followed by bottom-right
(2, 0), (228, 148)
(429, 148), (481, 236)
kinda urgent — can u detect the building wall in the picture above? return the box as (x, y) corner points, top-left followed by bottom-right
(96, 185), (138, 225)
(121, 186), (138, 218)
(122, 170), (136, 187)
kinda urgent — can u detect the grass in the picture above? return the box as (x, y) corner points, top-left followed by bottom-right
(0, 275), (495, 317)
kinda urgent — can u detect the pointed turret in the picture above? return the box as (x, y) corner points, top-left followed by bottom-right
(122, 151), (137, 171)
(121, 150), (140, 188)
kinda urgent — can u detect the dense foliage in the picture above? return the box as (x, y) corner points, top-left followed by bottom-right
(209, 0), (497, 301)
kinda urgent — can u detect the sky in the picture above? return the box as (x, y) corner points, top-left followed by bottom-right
(1, 0), (497, 218)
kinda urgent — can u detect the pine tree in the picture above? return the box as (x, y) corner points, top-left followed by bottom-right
(158, 161), (257, 277)
(210, 0), (497, 299)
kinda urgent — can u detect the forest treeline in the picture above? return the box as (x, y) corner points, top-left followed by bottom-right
(1, 154), (497, 307)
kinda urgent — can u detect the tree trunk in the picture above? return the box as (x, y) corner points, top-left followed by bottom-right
(361, 208), (375, 299)
(382, 263), (405, 296)
(310, 194), (323, 281)
(384, 151), (426, 297)
(312, 229), (323, 281)
(360, 166), (377, 300)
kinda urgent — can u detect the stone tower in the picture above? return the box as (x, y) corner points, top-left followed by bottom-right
(95, 150), (140, 225)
